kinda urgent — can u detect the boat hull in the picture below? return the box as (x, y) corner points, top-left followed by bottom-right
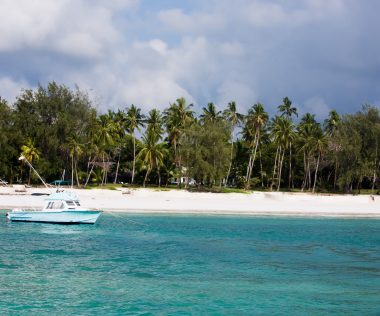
(7, 210), (102, 224)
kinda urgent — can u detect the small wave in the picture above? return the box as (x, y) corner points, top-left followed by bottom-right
(40, 227), (84, 235)
(31, 249), (69, 255)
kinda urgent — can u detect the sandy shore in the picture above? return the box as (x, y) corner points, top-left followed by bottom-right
(1, 186), (380, 218)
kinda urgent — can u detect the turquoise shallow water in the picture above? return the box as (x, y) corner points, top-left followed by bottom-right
(1, 211), (380, 315)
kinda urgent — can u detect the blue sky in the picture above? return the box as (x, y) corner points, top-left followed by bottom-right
(0, 0), (379, 119)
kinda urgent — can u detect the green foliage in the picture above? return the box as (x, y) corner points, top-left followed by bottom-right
(1, 83), (380, 194)
(0, 98), (19, 181)
(278, 97), (298, 118)
(180, 119), (230, 187)
(331, 106), (380, 192)
(137, 128), (168, 187)
(13, 82), (97, 182)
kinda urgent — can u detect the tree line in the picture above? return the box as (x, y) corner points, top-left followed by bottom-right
(0, 81), (379, 193)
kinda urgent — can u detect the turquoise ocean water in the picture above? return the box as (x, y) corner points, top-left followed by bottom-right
(1, 211), (380, 315)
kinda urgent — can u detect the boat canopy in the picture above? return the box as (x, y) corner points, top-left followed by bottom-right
(45, 191), (79, 202)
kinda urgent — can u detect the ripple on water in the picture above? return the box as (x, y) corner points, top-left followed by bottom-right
(0, 213), (380, 314)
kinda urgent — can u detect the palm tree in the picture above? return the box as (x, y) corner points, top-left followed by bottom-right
(324, 110), (340, 136)
(111, 110), (128, 184)
(163, 97), (194, 167)
(96, 114), (117, 185)
(278, 97), (298, 188)
(297, 113), (318, 191)
(66, 135), (83, 188)
(137, 129), (167, 187)
(125, 105), (145, 184)
(300, 113), (319, 127)
(311, 128), (328, 193)
(199, 102), (222, 124)
(20, 139), (41, 185)
(146, 109), (164, 139)
(324, 110), (341, 189)
(84, 142), (101, 187)
(270, 116), (295, 191)
(223, 101), (244, 185)
(278, 97), (298, 118)
(243, 103), (268, 188)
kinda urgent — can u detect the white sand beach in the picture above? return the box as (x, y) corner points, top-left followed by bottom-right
(1, 186), (380, 217)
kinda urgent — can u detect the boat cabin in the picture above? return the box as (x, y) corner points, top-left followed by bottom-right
(43, 191), (81, 210)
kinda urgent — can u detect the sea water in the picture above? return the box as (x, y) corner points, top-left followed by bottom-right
(1, 212), (380, 315)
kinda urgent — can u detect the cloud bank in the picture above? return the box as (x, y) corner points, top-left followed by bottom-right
(0, 0), (379, 117)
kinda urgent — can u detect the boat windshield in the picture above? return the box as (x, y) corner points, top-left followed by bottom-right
(66, 200), (76, 209)
(46, 201), (65, 209)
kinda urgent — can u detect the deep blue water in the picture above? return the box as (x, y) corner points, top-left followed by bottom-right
(1, 211), (380, 315)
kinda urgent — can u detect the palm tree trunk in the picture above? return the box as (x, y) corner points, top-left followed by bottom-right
(212, 144), (216, 186)
(75, 160), (80, 188)
(143, 168), (151, 187)
(372, 145), (378, 194)
(246, 152), (253, 182)
(174, 140), (177, 166)
(157, 168), (161, 187)
(28, 166), (31, 186)
(85, 156), (90, 180)
(312, 152), (320, 193)
(71, 156), (74, 189)
(277, 147), (285, 191)
(245, 134), (257, 182)
(372, 169), (377, 194)
(356, 176), (362, 193)
(114, 153), (120, 184)
(247, 151), (255, 183)
(333, 159), (338, 191)
(101, 153), (105, 186)
(20, 164), (23, 184)
(271, 146), (280, 191)
(288, 142), (292, 189)
(307, 158), (312, 191)
(248, 132), (260, 182)
(225, 138), (234, 186)
(259, 150), (264, 188)
(84, 160), (95, 187)
(132, 134), (136, 184)
(301, 150), (306, 191)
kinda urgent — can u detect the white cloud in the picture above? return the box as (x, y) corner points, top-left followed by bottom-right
(245, 3), (296, 27)
(244, 0), (346, 28)
(302, 97), (331, 120)
(120, 77), (194, 112)
(55, 33), (104, 59)
(0, 0), (377, 117)
(158, 8), (225, 34)
(0, 77), (32, 103)
(306, 0), (346, 12)
(216, 81), (257, 110)
(148, 39), (168, 55)
(0, 0), (64, 51)
(62, 43), (195, 112)
(0, 0), (122, 58)
(95, 0), (139, 10)
(219, 42), (244, 57)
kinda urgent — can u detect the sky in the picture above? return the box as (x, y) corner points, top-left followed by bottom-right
(0, 0), (380, 119)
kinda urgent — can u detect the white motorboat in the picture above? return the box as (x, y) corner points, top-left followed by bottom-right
(6, 191), (102, 224)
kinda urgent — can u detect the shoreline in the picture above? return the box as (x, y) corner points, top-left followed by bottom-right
(0, 187), (379, 218)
